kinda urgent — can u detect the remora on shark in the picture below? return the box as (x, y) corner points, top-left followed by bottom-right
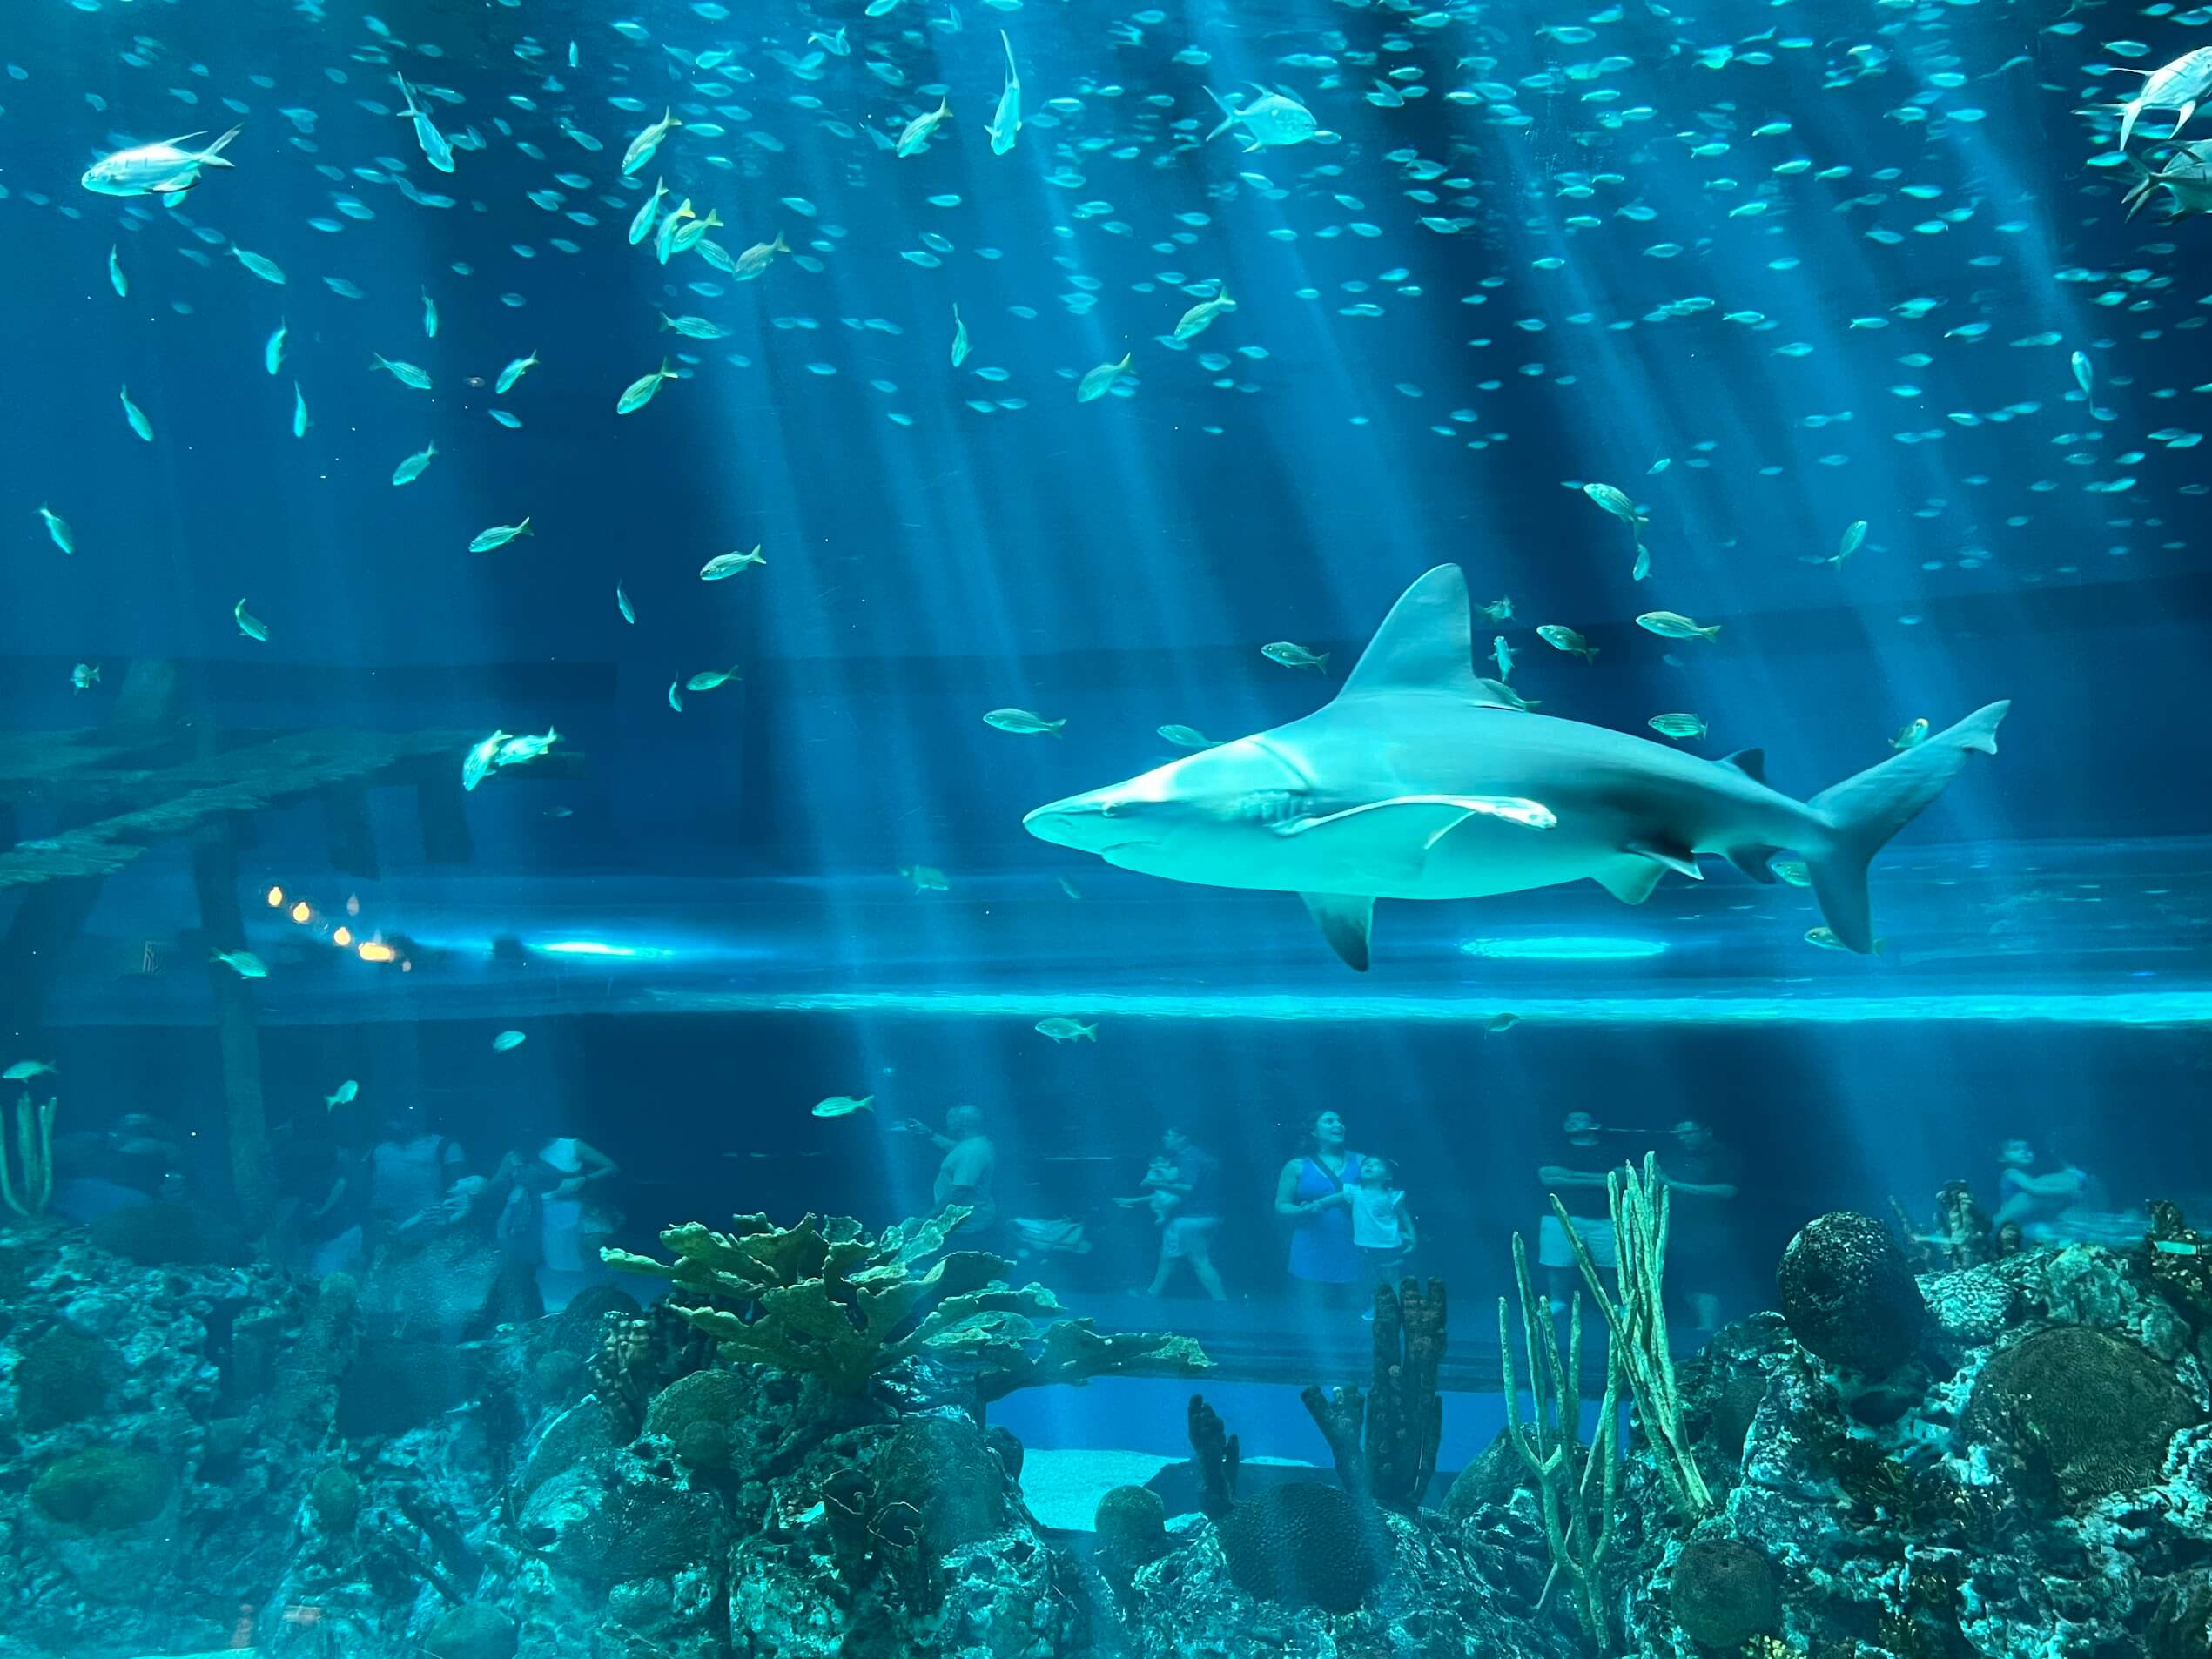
(1023, 563), (2008, 971)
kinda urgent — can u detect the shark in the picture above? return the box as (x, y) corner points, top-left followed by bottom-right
(1022, 564), (2008, 970)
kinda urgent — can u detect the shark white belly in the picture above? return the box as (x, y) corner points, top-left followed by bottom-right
(1025, 565), (2007, 970)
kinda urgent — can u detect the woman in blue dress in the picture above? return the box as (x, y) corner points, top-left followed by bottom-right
(1274, 1109), (1362, 1313)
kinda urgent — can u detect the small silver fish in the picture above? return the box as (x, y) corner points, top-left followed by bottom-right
(1537, 624), (1597, 662)
(1635, 611), (1720, 641)
(985, 707), (1066, 735)
(1262, 641), (1328, 672)
(700, 547), (766, 580)
(1076, 353), (1134, 402)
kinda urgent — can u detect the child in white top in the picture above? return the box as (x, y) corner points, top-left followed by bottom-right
(1350, 1155), (1417, 1314)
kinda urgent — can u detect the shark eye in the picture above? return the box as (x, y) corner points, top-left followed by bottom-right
(1098, 802), (1118, 817)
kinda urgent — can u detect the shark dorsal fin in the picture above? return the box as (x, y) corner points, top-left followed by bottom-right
(1717, 748), (1767, 783)
(1339, 565), (1494, 703)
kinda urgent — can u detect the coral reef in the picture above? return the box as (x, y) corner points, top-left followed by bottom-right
(1130, 1495), (1579, 1659)
(1961, 1325), (2204, 1507)
(604, 1208), (1208, 1406)
(1777, 1209), (1927, 1375)
(1602, 1214), (2212, 1659)
(1893, 1181), (2021, 1273)
(1297, 1278), (1445, 1507)
(14, 1187), (2212, 1659)
(2149, 1199), (2212, 1326)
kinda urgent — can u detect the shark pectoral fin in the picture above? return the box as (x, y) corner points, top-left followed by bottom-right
(1593, 861), (1665, 904)
(1289, 795), (1556, 839)
(1300, 893), (1375, 971)
(1419, 795), (1556, 848)
(1724, 844), (1785, 883)
(1626, 841), (1703, 880)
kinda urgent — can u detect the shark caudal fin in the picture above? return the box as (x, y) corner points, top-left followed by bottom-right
(1805, 701), (2008, 953)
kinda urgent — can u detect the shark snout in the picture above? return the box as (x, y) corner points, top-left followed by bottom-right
(1023, 788), (1159, 856)
(1022, 790), (1113, 853)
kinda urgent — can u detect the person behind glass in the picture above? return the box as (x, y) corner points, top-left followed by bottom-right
(1275, 1110), (1363, 1311)
(1993, 1137), (2094, 1241)
(1121, 1125), (1228, 1302)
(1350, 1155), (1416, 1320)
(524, 1133), (622, 1313)
(1537, 1111), (1616, 1313)
(1659, 1118), (1739, 1339)
(896, 1105), (998, 1241)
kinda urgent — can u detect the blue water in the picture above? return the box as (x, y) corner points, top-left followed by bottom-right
(3, 0), (2210, 1650)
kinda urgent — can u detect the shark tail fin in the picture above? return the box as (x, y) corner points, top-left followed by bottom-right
(1805, 701), (2008, 952)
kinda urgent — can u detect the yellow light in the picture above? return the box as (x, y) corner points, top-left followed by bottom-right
(333, 926), (353, 948)
(357, 940), (397, 964)
(266, 886), (285, 908)
(290, 901), (312, 924)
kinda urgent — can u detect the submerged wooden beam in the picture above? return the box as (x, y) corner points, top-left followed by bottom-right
(321, 780), (380, 880)
(192, 825), (275, 1226)
(0, 729), (583, 892)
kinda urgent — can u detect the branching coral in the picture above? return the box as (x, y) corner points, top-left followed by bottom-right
(603, 1208), (1209, 1402)
(1550, 1153), (1712, 1519)
(1501, 1231), (1619, 1645)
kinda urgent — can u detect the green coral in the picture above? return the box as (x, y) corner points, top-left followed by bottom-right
(604, 1208), (1210, 1400)
(30, 1446), (173, 1530)
(1550, 1153), (1712, 1519)
(1501, 1232), (1619, 1645)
